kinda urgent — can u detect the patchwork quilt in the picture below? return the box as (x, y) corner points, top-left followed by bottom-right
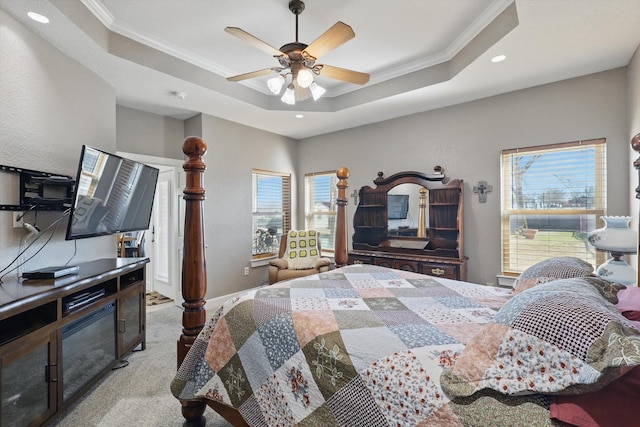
(172, 264), (566, 426)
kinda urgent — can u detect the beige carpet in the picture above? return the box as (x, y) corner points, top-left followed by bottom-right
(50, 305), (232, 427)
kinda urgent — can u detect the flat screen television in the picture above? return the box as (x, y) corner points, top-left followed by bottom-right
(65, 145), (159, 240)
(388, 194), (409, 220)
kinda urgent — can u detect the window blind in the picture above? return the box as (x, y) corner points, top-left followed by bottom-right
(500, 138), (606, 275)
(252, 169), (291, 259)
(305, 171), (337, 252)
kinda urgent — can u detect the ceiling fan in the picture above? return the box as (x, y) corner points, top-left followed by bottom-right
(225, 0), (370, 104)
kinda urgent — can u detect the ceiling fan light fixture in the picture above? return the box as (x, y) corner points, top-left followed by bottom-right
(281, 84), (296, 105)
(225, 0), (369, 104)
(296, 68), (314, 88)
(267, 75), (286, 94)
(309, 82), (326, 101)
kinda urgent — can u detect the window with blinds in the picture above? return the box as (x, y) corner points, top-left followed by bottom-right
(305, 171), (338, 252)
(500, 138), (606, 275)
(77, 148), (105, 197)
(252, 169), (291, 259)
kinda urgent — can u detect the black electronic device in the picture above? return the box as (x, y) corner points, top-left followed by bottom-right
(63, 288), (106, 312)
(388, 194), (409, 219)
(65, 145), (159, 240)
(23, 265), (80, 279)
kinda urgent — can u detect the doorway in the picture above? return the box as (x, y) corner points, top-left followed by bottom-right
(117, 152), (184, 305)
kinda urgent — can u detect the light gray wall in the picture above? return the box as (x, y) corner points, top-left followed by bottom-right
(116, 108), (299, 299)
(630, 46), (640, 140)
(0, 8), (114, 277)
(298, 69), (630, 286)
(186, 114), (298, 298)
(116, 105), (185, 159)
(627, 46), (639, 269)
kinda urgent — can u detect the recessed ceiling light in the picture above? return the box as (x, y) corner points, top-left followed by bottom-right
(27, 12), (49, 24)
(295, 114), (304, 119)
(491, 55), (506, 63)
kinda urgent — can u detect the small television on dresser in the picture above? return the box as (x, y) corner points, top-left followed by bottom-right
(65, 145), (159, 240)
(387, 194), (409, 219)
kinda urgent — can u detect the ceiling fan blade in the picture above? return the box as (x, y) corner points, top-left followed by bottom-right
(304, 21), (355, 60)
(317, 64), (369, 85)
(225, 27), (284, 57)
(227, 68), (279, 82)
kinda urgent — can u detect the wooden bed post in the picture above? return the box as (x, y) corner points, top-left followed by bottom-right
(335, 167), (349, 267)
(178, 136), (208, 426)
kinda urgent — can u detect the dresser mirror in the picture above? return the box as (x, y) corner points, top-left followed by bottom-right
(387, 183), (427, 238)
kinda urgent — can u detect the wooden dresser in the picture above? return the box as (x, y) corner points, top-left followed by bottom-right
(348, 169), (466, 281)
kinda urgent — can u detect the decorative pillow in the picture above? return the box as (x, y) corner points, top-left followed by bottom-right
(550, 365), (640, 427)
(571, 276), (626, 304)
(513, 256), (595, 294)
(284, 230), (320, 270)
(616, 285), (640, 321)
(440, 277), (640, 398)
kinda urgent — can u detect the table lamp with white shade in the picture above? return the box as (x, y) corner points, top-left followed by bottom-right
(587, 216), (637, 285)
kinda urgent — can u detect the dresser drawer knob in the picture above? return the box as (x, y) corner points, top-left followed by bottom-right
(431, 267), (445, 276)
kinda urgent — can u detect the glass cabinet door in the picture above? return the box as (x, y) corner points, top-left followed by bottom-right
(1, 332), (56, 427)
(61, 302), (117, 403)
(119, 286), (145, 357)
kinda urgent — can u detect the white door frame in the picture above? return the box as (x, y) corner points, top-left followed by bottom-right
(117, 152), (184, 305)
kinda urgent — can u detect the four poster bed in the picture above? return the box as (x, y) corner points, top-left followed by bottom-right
(171, 136), (640, 427)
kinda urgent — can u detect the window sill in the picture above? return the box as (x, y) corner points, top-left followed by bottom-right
(251, 257), (274, 268)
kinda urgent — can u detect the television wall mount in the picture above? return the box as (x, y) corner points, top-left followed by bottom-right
(0, 164), (75, 211)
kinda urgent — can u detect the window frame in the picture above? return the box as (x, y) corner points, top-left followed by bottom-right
(305, 170), (338, 254)
(500, 138), (606, 276)
(251, 169), (291, 260)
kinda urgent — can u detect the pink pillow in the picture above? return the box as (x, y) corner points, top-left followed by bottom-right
(616, 286), (640, 321)
(550, 366), (640, 427)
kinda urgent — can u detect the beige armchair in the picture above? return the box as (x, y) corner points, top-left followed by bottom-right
(268, 230), (331, 285)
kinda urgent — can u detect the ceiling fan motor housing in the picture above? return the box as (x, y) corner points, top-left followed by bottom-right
(279, 42), (308, 57)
